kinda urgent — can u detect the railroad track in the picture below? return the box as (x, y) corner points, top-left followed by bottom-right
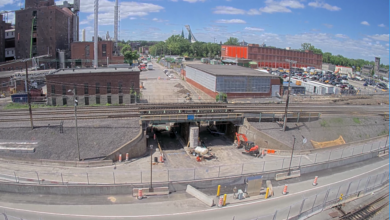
(339, 192), (389, 220)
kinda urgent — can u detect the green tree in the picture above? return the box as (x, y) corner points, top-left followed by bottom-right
(121, 45), (139, 64)
(301, 43), (312, 50)
(224, 37), (239, 45)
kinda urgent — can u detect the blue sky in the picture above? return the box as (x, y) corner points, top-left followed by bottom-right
(1, 0), (389, 64)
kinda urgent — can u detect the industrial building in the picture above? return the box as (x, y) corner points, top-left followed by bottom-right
(0, 14), (13, 62)
(46, 68), (140, 106)
(322, 63), (335, 72)
(70, 41), (124, 68)
(221, 44), (323, 69)
(300, 81), (336, 95)
(184, 64), (281, 99)
(15, 0), (79, 60)
(282, 82), (305, 95)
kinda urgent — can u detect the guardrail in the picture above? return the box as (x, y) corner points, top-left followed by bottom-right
(0, 139), (386, 186)
(140, 113), (244, 123)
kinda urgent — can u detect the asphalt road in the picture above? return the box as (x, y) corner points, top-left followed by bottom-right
(0, 156), (388, 220)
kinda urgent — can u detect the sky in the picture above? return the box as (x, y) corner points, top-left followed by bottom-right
(0, 0), (389, 64)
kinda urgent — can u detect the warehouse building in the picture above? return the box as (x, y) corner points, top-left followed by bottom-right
(46, 68), (140, 106)
(221, 44), (322, 69)
(184, 64), (281, 99)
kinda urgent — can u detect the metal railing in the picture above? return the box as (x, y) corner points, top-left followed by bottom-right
(248, 170), (389, 220)
(0, 140), (387, 186)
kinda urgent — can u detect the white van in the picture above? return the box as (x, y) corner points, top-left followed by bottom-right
(147, 63), (153, 70)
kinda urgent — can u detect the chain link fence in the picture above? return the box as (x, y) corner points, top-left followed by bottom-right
(248, 170), (389, 220)
(0, 140), (387, 186)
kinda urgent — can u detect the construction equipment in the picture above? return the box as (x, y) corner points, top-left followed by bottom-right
(235, 133), (260, 157)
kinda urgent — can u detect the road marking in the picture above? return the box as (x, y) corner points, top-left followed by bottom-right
(0, 162), (387, 218)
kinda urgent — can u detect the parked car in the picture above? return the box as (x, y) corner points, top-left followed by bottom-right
(340, 84), (348, 89)
(363, 82), (368, 86)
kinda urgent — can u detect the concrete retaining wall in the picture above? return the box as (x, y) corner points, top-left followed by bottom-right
(239, 118), (291, 150)
(105, 120), (147, 162)
(0, 157), (113, 167)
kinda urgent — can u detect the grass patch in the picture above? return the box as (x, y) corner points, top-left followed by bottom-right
(330, 118), (343, 124)
(320, 120), (328, 127)
(353, 118), (361, 124)
(4, 102), (55, 109)
(378, 130), (389, 136)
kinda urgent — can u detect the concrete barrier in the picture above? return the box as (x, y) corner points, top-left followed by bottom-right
(105, 121), (147, 162)
(275, 170), (301, 181)
(186, 185), (214, 207)
(0, 157), (113, 167)
(132, 187), (169, 197)
(0, 146), (35, 153)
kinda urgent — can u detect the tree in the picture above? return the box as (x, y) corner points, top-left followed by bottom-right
(301, 43), (312, 50)
(121, 45), (139, 64)
(371, 69), (375, 76)
(224, 37), (239, 45)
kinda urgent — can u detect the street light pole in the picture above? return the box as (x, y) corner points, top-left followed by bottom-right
(283, 59), (297, 131)
(288, 135), (296, 175)
(25, 61), (34, 130)
(69, 89), (81, 161)
(150, 144), (154, 192)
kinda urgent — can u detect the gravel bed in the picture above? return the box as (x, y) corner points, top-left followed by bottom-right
(250, 115), (389, 150)
(0, 118), (140, 161)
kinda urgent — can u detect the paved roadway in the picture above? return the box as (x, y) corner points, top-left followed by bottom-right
(0, 156), (387, 220)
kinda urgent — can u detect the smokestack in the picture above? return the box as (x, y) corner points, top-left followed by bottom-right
(94, 0), (99, 67)
(114, 0), (118, 42)
(82, 29), (85, 41)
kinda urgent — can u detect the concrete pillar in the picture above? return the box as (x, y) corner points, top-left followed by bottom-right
(189, 122), (199, 148)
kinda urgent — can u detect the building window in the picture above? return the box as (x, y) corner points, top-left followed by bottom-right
(85, 45), (90, 57)
(119, 82), (122, 93)
(84, 83), (88, 94)
(96, 83), (100, 94)
(63, 97), (67, 105)
(107, 82), (111, 93)
(119, 95), (123, 104)
(96, 96), (100, 104)
(51, 85), (55, 94)
(62, 85), (66, 95)
(107, 95), (111, 104)
(85, 97), (89, 105)
(52, 97), (56, 106)
(102, 44), (106, 57)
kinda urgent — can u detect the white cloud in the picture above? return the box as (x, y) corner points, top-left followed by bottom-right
(245, 27), (264, 31)
(0, 0), (14, 7)
(152, 18), (167, 22)
(79, 20), (89, 25)
(361, 21), (370, 26)
(378, 24), (386, 27)
(247, 8), (261, 15)
(367, 34), (389, 42)
(81, 0), (163, 25)
(213, 6), (246, 14)
(129, 17), (137, 20)
(259, 0), (304, 14)
(182, 0), (206, 2)
(386, 43), (389, 47)
(216, 19), (246, 24)
(323, 23), (333, 28)
(335, 34), (348, 39)
(308, 1), (341, 11)
(2, 11), (15, 24)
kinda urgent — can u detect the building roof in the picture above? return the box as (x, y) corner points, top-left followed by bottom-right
(0, 69), (56, 79)
(186, 64), (276, 77)
(48, 67), (140, 76)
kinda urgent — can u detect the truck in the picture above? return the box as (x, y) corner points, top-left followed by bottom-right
(147, 63), (153, 70)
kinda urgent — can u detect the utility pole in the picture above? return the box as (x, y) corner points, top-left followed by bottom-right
(150, 144), (154, 192)
(69, 89), (81, 161)
(283, 59), (297, 131)
(25, 61), (34, 130)
(288, 135), (296, 175)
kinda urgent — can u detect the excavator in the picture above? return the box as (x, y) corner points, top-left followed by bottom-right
(235, 133), (260, 157)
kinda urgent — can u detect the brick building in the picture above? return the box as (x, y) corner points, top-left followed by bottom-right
(70, 41), (124, 68)
(183, 64), (281, 99)
(0, 14), (13, 63)
(221, 44), (323, 69)
(46, 68), (140, 106)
